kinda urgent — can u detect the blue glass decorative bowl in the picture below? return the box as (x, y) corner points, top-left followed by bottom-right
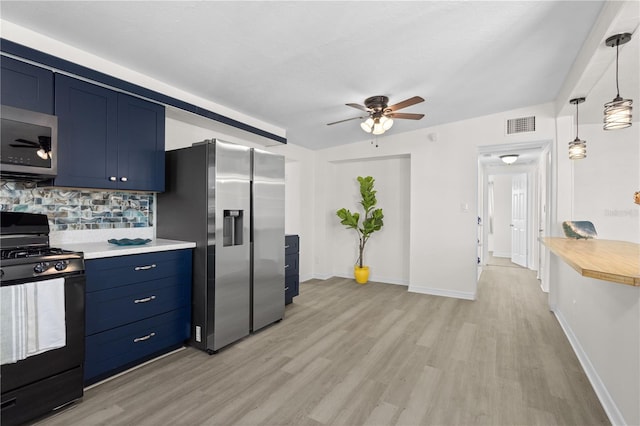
(108, 238), (152, 246)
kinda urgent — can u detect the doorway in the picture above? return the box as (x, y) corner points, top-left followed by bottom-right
(477, 141), (552, 290)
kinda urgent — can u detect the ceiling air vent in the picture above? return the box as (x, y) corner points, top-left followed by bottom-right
(506, 116), (535, 135)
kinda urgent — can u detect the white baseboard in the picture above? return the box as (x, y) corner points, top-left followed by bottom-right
(553, 309), (625, 426)
(332, 273), (409, 286)
(491, 251), (511, 258)
(309, 273), (332, 281)
(408, 284), (476, 301)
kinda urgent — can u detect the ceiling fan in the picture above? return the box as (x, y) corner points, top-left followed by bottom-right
(327, 95), (425, 135)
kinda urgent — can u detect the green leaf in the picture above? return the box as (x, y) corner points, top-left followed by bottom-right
(336, 208), (359, 229)
(336, 176), (384, 266)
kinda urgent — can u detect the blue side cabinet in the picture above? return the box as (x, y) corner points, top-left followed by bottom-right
(285, 235), (299, 304)
(84, 249), (192, 385)
(54, 74), (165, 191)
(0, 56), (54, 114)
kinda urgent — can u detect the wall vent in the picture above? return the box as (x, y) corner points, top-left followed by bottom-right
(506, 116), (535, 135)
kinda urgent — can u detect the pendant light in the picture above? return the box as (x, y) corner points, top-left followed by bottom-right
(569, 97), (586, 160)
(603, 33), (633, 130)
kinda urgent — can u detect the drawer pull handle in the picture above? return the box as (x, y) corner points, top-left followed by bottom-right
(134, 295), (156, 304)
(285, 287), (289, 291)
(285, 264), (290, 269)
(134, 264), (157, 271)
(285, 245), (290, 249)
(133, 332), (156, 343)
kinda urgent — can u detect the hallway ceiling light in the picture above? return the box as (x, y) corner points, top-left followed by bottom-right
(569, 97), (586, 160)
(603, 33), (633, 130)
(499, 154), (519, 165)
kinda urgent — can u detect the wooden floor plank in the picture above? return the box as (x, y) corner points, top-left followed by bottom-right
(36, 263), (610, 426)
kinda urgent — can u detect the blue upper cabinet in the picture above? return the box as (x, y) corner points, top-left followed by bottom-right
(55, 74), (165, 191)
(55, 74), (119, 189)
(1, 56), (54, 114)
(117, 94), (165, 192)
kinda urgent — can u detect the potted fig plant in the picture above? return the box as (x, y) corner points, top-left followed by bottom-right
(336, 176), (384, 284)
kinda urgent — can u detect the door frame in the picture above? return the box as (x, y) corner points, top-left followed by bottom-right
(477, 140), (553, 286)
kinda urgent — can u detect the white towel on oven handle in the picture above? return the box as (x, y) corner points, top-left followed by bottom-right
(0, 278), (66, 365)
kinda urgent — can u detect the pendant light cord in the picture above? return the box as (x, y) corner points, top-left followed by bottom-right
(575, 101), (579, 139)
(615, 40), (620, 97)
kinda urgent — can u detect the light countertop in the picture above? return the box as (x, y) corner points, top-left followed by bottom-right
(61, 238), (196, 259)
(540, 237), (640, 286)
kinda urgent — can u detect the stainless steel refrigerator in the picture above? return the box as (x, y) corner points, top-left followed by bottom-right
(157, 140), (284, 353)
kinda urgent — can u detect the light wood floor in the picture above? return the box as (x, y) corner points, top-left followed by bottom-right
(37, 264), (609, 426)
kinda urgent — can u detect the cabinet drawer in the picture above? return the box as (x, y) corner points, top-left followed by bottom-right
(285, 235), (299, 255)
(86, 250), (191, 292)
(86, 276), (190, 335)
(84, 308), (190, 382)
(285, 274), (299, 304)
(285, 253), (299, 276)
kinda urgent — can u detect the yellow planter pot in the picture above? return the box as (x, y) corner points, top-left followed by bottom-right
(354, 266), (370, 284)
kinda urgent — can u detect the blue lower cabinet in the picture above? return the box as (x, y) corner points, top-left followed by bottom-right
(84, 249), (192, 384)
(285, 235), (299, 304)
(85, 308), (190, 382)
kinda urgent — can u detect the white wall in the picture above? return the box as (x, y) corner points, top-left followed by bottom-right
(548, 115), (640, 426)
(329, 156), (411, 285)
(489, 174), (512, 258)
(550, 256), (639, 426)
(572, 123), (639, 242)
(315, 103), (557, 299)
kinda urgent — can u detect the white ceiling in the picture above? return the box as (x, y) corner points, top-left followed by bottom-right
(0, 1), (625, 151)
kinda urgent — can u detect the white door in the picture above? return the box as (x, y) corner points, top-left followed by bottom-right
(511, 173), (527, 267)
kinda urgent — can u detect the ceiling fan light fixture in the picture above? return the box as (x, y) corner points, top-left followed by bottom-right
(372, 120), (385, 135)
(380, 116), (394, 131)
(499, 154), (518, 165)
(360, 117), (374, 133)
(603, 33), (633, 130)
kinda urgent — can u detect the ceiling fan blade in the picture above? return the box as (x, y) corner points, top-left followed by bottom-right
(14, 138), (39, 146)
(387, 112), (425, 120)
(387, 96), (425, 112)
(346, 103), (370, 112)
(327, 116), (366, 126)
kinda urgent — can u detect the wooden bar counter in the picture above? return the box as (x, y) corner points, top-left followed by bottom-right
(541, 237), (640, 286)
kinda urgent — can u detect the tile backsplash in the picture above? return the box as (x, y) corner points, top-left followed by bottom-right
(0, 181), (154, 231)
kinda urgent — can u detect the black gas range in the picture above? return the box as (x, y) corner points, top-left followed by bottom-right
(1, 211), (86, 426)
(1, 211), (84, 281)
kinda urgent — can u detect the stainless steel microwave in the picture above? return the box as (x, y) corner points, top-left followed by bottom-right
(0, 105), (58, 181)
